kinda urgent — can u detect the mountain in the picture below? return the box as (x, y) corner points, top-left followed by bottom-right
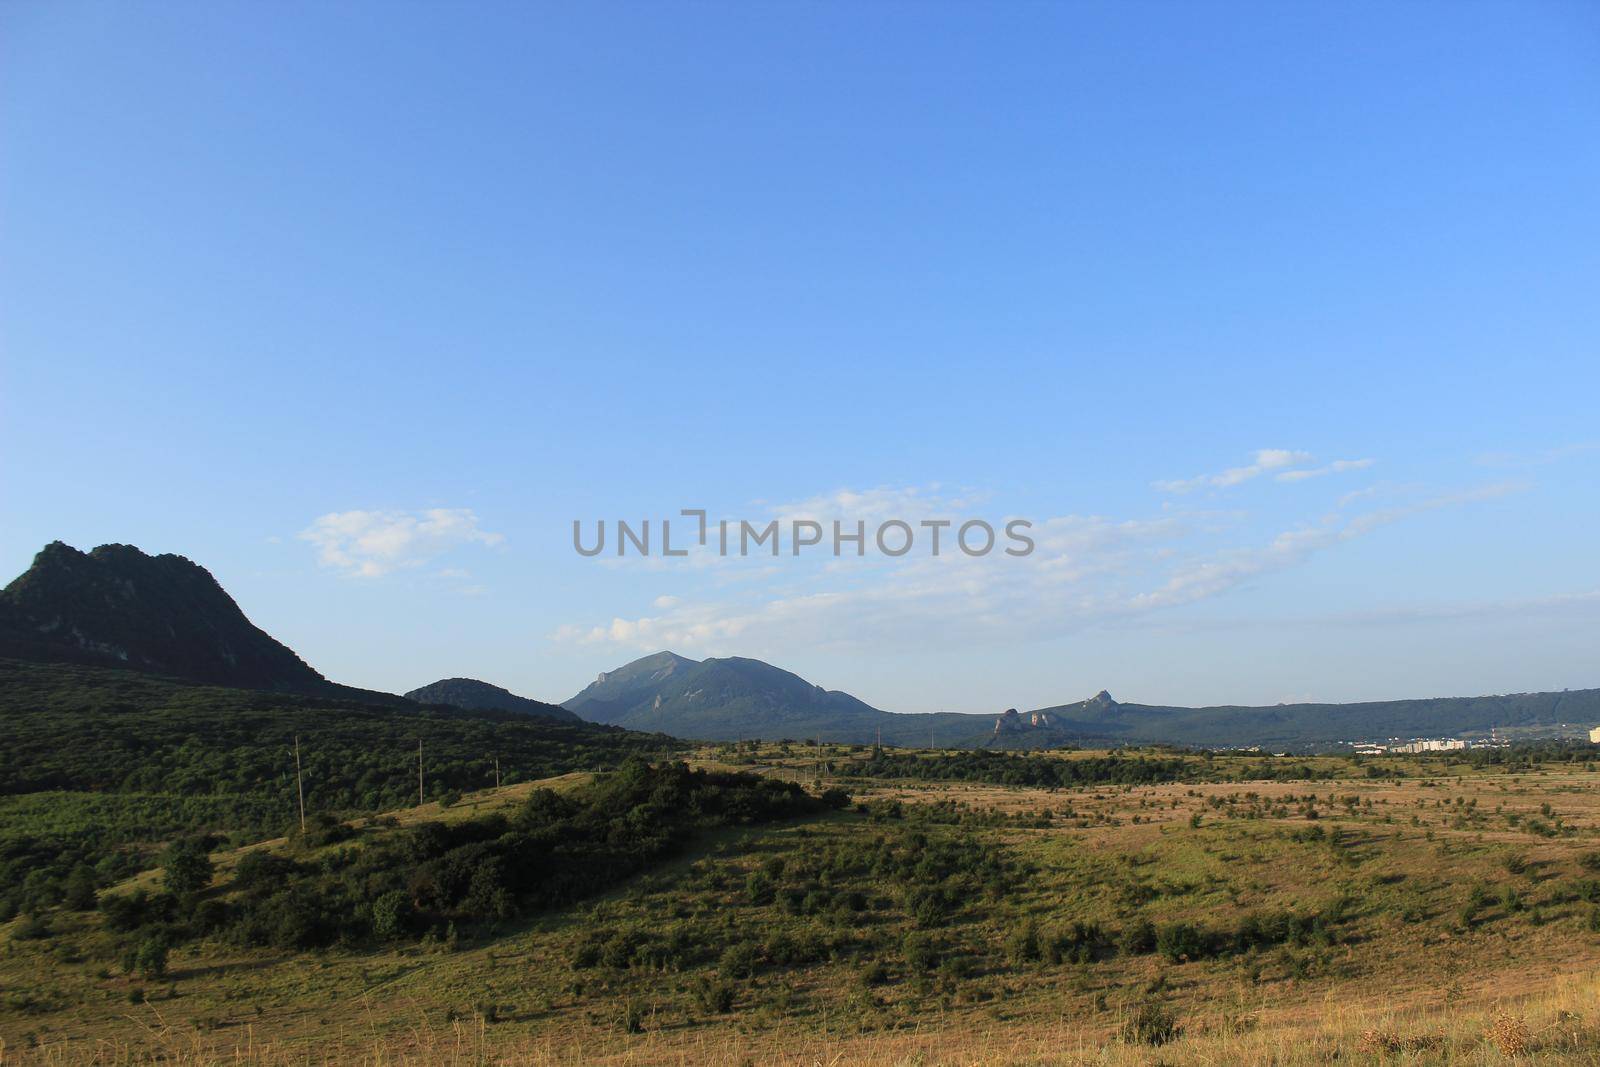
(405, 677), (580, 723)
(565, 652), (881, 738)
(1018, 689), (1600, 750)
(568, 650), (1600, 751)
(564, 652), (997, 746)
(0, 541), (386, 699)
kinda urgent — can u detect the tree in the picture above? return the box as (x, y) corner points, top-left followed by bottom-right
(126, 935), (169, 979)
(62, 864), (99, 911)
(162, 838), (214, 899)
(371, 890), (412, 940)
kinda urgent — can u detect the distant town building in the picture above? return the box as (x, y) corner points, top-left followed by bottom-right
(1588, 726), (1600, 744)
(1392, 738), (1467, 754)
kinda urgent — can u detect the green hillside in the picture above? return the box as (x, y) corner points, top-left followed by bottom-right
(0, 658), (682, 921)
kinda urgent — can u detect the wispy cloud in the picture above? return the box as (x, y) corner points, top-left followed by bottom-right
(1155, 449), (1311, 493)
(553, 478), (1523, 659)
(300, 508), (503, 578)
(1476, 442), (1599, 469)
(1131, 482), (1524, 611)
(1275, 458), (1374, 482)
(1155, 449), (1374, 492)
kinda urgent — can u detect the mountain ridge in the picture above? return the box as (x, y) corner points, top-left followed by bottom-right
(566, 649), (1600, 750)
(405, 677), (580, 723)
(0, 541), (390, 698)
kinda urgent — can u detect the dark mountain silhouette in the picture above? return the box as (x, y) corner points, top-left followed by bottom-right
(6, 541), (1594, 750)
(1017, 688), (1600, 750)
(567, 650), (1600, 751)
(565, 652), (999, 746)
(405, 677), (580, 723)
(0, 541), (389, 699)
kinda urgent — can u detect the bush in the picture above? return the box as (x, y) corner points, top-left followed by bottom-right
(902, 931), (939, 974)
(371, 890), (412, 940)
(745, 870), (775, 906)
(1156, 922), (1210, 963)
(11, 914), (50, 941)
(125, 935), (169, 979)
(100, 889), (170, 933)
(162, 838), (213, 899)
(1005, 921), (1041, 965)
(859, 959), (890, 986)
(691, 976), (736, 1013)
(232, 851), (298, 896)
(718, 941), (758, 979)
(1121, 1001), (1180, 1045)
(61, 865), (99, 911)
(1049, 921), (1109, 964)
(1118, 919), (1157, 955)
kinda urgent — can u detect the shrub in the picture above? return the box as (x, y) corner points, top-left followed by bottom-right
(1118, 919), (1157, 955)
(902, 931), (938, 974)
(61, 865), (99, 911)
(1485, 1012), (1530, 1056)
(691, 976), (736, 1013)
(100, 890), (169, 933)
(162, 838), (214, 899)
(11, 914), (50, 941)
(1049, 921), (1110, 964)
(1121, 1001), (1180, 1045)
(718, 941), (757, 979)
(232, 851), (298, 896)
(1006, 921), (1041, 965)
(125, 935), (169, 979)
(371, 890), (412, 940)
(1156, 922), (1210, 963)
(745, 871), (775, 906)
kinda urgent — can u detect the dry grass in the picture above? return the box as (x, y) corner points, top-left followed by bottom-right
(8, 756), (1600, 1065)
(9, 976), (1600, 1065)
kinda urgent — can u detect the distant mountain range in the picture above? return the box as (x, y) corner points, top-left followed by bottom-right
(3, 541), (1596, 751)
(406, 677), (579, 723)
(569, 650), (1600, 751)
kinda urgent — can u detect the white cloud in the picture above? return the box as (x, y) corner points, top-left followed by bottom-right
(299, 508), (503, 578)
(1476, 442), (1599, 469)
(1275, 458), (1375, 482)
(1155, 449), (1312, 493)
(554, 479), (1523, 659)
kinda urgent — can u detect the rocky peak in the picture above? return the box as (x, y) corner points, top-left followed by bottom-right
(0, 540), (332, 694)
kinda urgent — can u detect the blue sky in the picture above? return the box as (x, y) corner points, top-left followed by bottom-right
(3, 3), (1598, 712)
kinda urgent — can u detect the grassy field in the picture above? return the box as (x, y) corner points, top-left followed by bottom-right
(4, 746), (1600, 1064)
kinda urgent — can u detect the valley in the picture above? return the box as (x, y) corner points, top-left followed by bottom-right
(6, 742), (1600, 1063)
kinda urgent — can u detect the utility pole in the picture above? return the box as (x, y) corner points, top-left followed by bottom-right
(494, 756), (501, 789)
(417, 739), (424, 806)
(293, 735), (306, 834)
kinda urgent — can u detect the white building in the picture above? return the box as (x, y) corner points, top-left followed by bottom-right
(1393, 738), (1467, 754)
